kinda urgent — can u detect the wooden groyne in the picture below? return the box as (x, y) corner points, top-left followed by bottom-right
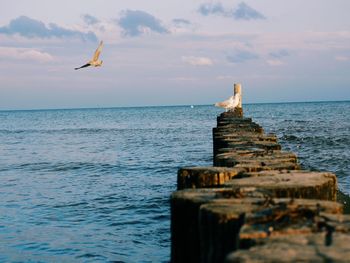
(170, 84), (350, 262)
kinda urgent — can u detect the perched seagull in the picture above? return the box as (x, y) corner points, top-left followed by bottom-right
(215, 93), (240, 111)
(75, 41), (103, 70)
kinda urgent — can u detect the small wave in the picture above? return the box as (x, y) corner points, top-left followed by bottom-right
(0, 127), (173, 136)
(76, 253), (106, 260)
(53, 201), (89, 209)
(1, 162), (120, 173)
(282, 134), (350, 149)
(281, 134), (299, 141)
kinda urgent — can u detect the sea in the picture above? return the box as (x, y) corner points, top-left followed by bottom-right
(0, 101), (349, 262)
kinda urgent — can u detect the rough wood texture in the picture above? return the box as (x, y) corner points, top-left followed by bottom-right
(213, 132), (276, 140)
(214, 133), (275, 142)
(213, 136), (278, 154)
(217, 117), (252, 125)
(215, 151), (297, 167)
(224, 171), (337, 201)
(171, 189), (273, 263)
(215, 123), (263, 131)
(215, 136), (278, 145)
(177, 166), (245, 190)
(240, 212), (349, 248)
(199, 199), (261, 263)
(215, 151), (300, 171)
(171, 188), (233, 263)
(216, 148), (268, 155)
(218, 109), (243, 119)
(226, 140), (281, 150)
(216, 151), (297, 161)
(213, 125), (264, 135)
(226, 232), (350, 262)
(233, 162), (301, 172)
(199, 198), (343, 263)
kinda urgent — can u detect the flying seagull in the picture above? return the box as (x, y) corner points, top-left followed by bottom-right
(75, 41), (103, 70)
(215, 93), (240, 111)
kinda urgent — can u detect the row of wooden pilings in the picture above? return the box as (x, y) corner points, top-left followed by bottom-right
(170, 85), (350, 262)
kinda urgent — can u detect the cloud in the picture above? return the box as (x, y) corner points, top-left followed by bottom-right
(198, 2), (265, 20)
(0, 47), (53, 62)
(182, 56), (213, 66)
(0, 16), (97, 41)
(269, 49), (289, 58)
(170, 18), (194, 34)
(82, 14), (100, 25)
(267, 49), (289, 66)
(232, 2), (265, 20)
(118, 10), (169, 37)
(172, 18), (191, 25)
(227, 50), (259, 63)
(198, 3), (226, 16)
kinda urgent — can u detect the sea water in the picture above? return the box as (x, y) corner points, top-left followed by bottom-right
(0, 101), (349, 262)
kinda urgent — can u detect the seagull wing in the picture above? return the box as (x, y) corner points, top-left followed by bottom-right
(215, 96), (234, 108)
(75, 63), (91, 70)
(92, 41), (103, 62)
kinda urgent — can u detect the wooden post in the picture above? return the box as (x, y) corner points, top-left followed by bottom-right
(234, 83), (242, 108)
(199, 199), (344, 263)
(224, 171), (338, 201)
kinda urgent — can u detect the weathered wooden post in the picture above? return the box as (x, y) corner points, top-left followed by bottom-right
(232, 83), (243, 118)
(234, 83), (242, 109)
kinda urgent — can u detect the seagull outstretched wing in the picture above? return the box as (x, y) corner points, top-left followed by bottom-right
(92, 41), (103, 62)
(74, 63), (91, 70)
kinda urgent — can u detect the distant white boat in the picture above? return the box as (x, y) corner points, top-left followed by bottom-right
(190, 105), (194, 108)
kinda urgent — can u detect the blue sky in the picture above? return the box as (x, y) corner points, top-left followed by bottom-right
(1, 0), (350, 110)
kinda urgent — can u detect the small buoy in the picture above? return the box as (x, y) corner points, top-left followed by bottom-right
(190, 105), (194, 108)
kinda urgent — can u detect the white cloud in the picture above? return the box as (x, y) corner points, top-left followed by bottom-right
(0, 47), (54, 62)
(181, 56), (213, 66)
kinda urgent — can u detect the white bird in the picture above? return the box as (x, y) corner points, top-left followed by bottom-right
(215, 93), (240, 111)
(75, 41), (103, 70)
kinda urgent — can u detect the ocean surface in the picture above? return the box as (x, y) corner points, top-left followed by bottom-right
(0, 101), (349, 262)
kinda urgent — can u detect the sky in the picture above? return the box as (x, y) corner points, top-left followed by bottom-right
(1, 0), (350, 110)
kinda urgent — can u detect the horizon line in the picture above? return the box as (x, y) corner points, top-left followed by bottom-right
(0, 99), (349, 112)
